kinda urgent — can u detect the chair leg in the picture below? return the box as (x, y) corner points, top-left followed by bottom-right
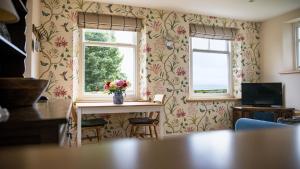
(153, 125), (158, 139)
(100, 127), (105, 140)
(129, 125), (134, 137)
(74, 129), (78, 146)
(96, 128), (100, 142)
(149, 126), (153, 138)
(135, 126), (140, 138)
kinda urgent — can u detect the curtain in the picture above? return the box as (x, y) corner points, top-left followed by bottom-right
(190, 24), (238, 40)
(77, 12), (143, 32)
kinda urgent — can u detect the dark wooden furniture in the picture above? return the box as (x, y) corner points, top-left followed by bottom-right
(232, 106), (295, 128)
(128, 94), (165, 139)
(0, 78), (49, 107)
(0, 99), (72, 146)
(1, 126), (300, 169)
(0, 0), (27, 77)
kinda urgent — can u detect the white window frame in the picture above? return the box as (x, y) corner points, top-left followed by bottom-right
(78, 29), (138, 101)
(294, 21), (300, 70)
(189, 37), (233, 99)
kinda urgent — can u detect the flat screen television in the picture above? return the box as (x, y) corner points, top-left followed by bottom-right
(241, 83), (283, 107)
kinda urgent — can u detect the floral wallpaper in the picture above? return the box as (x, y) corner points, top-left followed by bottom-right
(37, 0), (260, 139)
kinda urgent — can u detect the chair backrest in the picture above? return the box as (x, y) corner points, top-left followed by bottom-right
(71, 103), (78, 126)
(149, 94), (165, 121)
(235, 118), (289, 132)
(153, 94), (165, 104)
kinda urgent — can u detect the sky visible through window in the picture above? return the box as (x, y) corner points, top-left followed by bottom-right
(192, 52), (228, 90)
(113, 31), (136, 92)
(117, 47), (135, 92)
(191, 38), (229, 93)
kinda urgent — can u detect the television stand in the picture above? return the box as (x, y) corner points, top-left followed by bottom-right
(232, 106), (295, 129)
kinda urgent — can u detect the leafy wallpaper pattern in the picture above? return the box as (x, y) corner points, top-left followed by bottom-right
(37, 0), (260, 139)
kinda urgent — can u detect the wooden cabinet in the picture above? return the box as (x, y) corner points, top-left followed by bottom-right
(0, 99), (72, 146)
(232, 106), (295, 129)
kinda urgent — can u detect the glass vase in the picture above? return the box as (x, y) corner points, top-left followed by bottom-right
(113, 92), (124, 104)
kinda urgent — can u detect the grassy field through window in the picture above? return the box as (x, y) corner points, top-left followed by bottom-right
(194, 89), (227, 93)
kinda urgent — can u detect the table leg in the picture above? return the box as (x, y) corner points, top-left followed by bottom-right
(77, 108), (82, 147)
(159, 106), (164, 139)
(232, 110), (237, 129)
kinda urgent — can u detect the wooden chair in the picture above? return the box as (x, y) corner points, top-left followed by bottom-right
(71, 104), (108, 143)
(128, 94), (165, 139)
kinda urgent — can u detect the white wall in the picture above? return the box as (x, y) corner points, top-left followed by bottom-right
(24, 0), (41, 78)
(261, 8), (300, 110)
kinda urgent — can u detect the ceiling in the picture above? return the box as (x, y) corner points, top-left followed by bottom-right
(91, 0), (300, 21)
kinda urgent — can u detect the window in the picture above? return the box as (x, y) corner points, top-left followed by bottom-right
(294, 22), (300, 69)
(79, 29), (137, 99)
(190, 37), (232, 98)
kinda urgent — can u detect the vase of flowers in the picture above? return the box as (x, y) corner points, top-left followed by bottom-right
(103, 80), (130, 104)
(113, 91), (123, 104)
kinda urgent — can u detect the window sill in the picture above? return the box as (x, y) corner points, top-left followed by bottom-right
(279, 70), (300, 74)
(186, 97), (241, 102)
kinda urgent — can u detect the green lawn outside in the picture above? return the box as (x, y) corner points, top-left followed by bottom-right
(194, 89), (227, 93)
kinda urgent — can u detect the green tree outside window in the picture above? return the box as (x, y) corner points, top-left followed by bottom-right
(84, 32), (126, 92)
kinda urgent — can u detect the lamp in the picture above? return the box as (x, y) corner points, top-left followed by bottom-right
(0, 0), (19, 23)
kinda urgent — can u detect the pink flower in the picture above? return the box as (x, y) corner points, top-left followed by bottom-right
(149, 64), (161, 74)
(55, 36), (68, 47)
(217, 106), (226, 115)
(53, 86), (67, 97)
(103, 82), (111, 90)
(143, 89), (151, 97)
(208, 16), (217, 19)
(151, 21), (162, 32)
(116, 80), (128, 88)
(176, 108), (186, 118)
(146, 90), (151, 96)
(123, 81), (128, 88)
(67, 12), (77, 23)
(176, 67), (186, 76)
(186, 127), (194, 132)
(103, 80), (129, 93)
(143, 44), (151, 53)
(176, 26), (186, 35)
(235, 34), (245, 41)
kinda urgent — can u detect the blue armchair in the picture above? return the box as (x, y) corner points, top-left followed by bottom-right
(235, 118), (289, 132)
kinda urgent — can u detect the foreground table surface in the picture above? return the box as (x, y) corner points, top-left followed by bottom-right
(1, 126), (300, 169)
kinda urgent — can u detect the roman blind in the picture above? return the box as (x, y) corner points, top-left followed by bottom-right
(77, 12), (143, 32)
(190, 24), (238, 40)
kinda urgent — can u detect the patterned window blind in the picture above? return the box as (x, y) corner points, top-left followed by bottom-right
(77, 12), (143, 32)
(190, 24), (238, 40)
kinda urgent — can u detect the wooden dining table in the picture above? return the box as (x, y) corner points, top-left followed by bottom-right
(1, 126), (300, 169)
(75, 101), (165, 146)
